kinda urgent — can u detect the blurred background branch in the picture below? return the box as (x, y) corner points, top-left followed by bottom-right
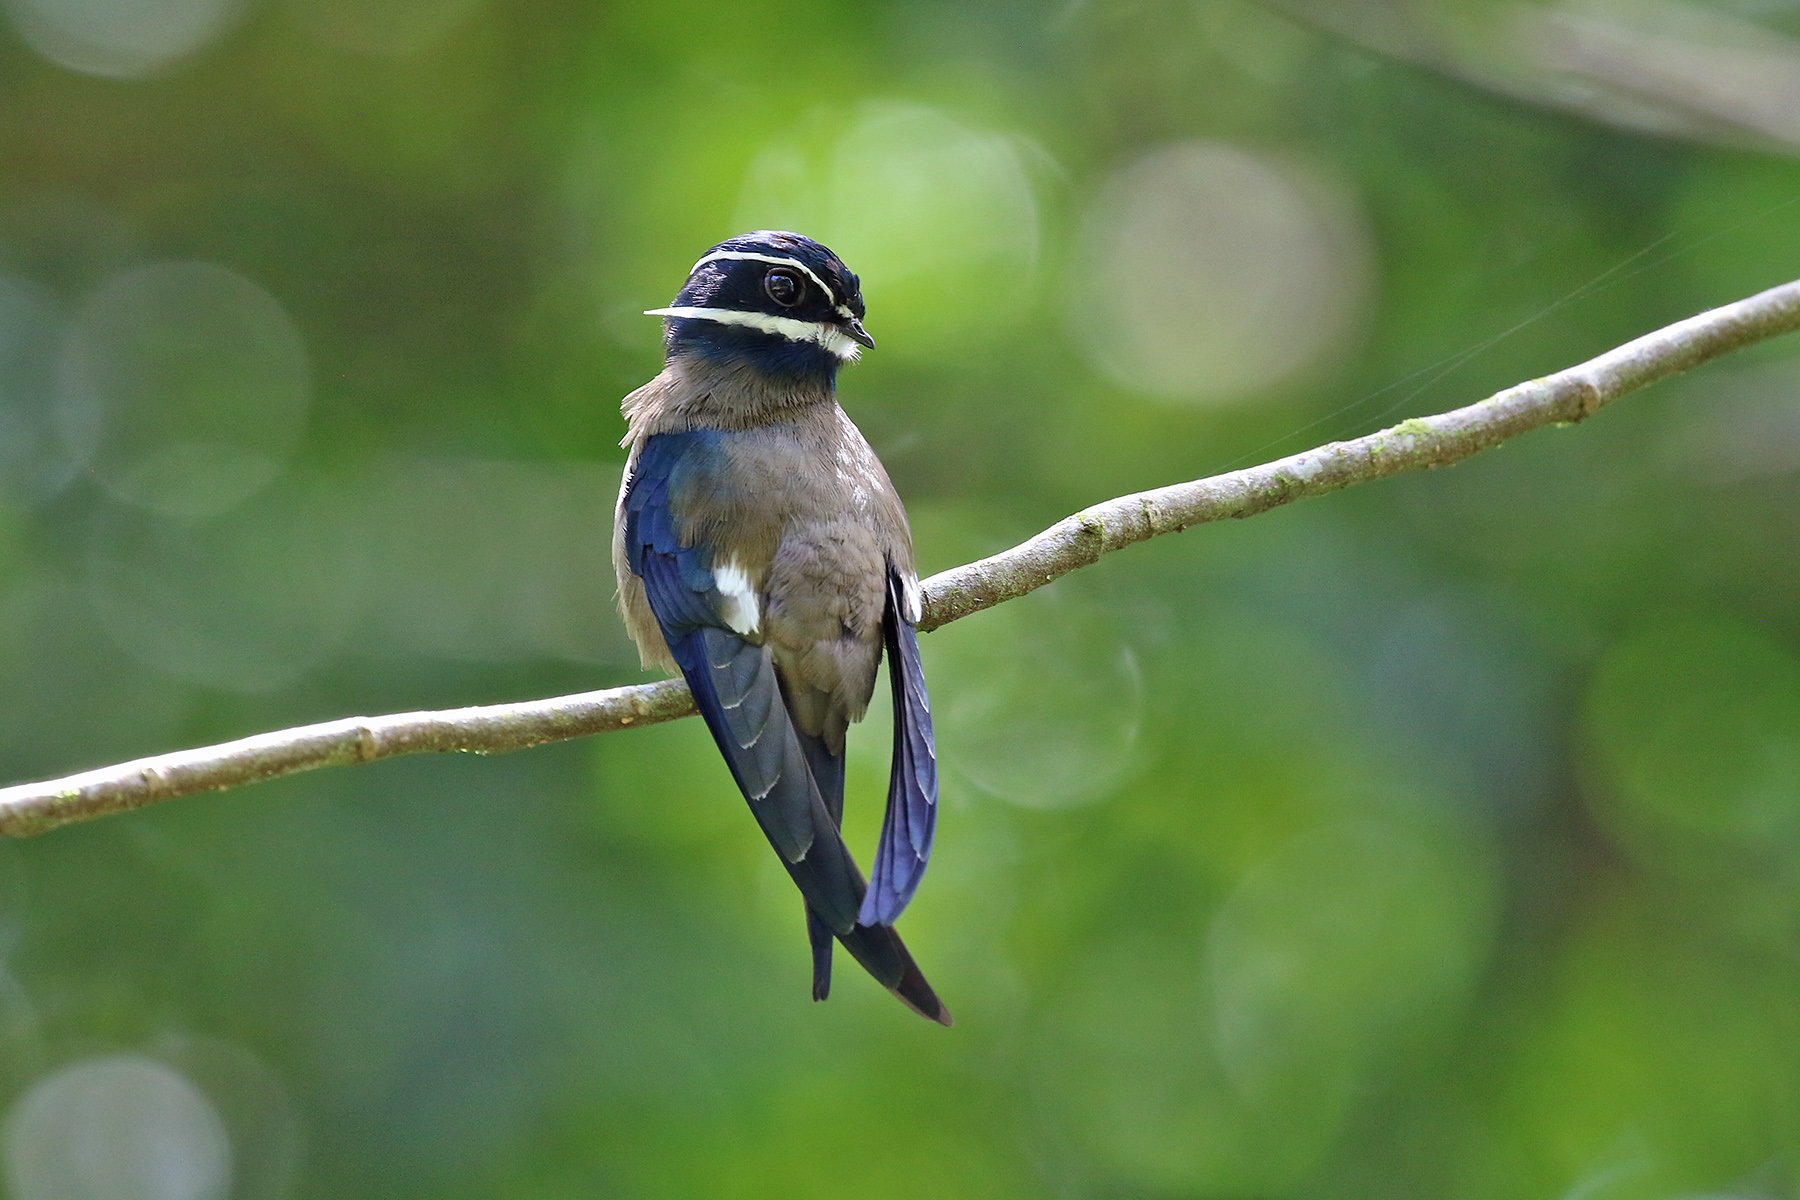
(1260, 0), (1800, 155)
(2, 273), (1795, 840)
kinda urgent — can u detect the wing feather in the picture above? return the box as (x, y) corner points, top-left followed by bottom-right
(859, 568), (940, 927)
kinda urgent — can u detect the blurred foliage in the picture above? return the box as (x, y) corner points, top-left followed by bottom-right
(2, 0), (1800, 1197)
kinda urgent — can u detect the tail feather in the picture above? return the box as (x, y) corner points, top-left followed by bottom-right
(807, 905), (835, 1001)
(793, 720), (845, 1002)
(861, 569), (939, 926)
(781, 830), (949, 1022)
(670, 627), (947, 1022)
(791, 713), (947, 1022)
(834, 919), (952, 1025)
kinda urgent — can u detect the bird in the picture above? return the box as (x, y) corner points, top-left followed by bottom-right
(612, 231), (948, 1025)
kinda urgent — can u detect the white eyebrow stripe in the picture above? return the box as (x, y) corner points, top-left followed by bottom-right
(688, 251), (840, 307)
(645, 306), (863, 362)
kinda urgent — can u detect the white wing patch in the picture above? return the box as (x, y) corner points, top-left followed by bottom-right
(901, 573), (923, 625)
(713, 559), (761, 635)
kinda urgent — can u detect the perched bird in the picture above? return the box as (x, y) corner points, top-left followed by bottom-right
(612, 231), (947, 1025)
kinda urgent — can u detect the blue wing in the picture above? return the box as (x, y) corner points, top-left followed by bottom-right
(858, 569), (939, 927)
(622, 432), (949, 1023)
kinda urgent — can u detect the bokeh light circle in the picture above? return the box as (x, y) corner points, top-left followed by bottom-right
(85, 479), (365, 693)
(357, 458), (628, 665)
(927, 586), (1143, 808)
(736, 103), (1042, 356)
(1, 0), (242, 78)
(5, 1055), (231, 1200)
(282, 0), (485, 56)
(1585, 618), (1800, 847)
(0, 274), (78, 503)
(56, 261), (310, 519)
(1205, 821), (1492, 1097)
(151, 1037), (300, 1200)
(1070, 141), (1373, 405)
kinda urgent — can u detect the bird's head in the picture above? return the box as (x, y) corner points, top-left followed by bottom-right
(647, 231), (874, 385)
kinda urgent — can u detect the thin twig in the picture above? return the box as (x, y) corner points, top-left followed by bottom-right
(2, 277), (1797, 838)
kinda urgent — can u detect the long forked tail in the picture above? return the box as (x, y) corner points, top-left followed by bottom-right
(790, 684), (950, 1025)
(668, 623), (949, 1023)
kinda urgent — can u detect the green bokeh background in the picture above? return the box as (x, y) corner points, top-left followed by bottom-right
(2, 1), (1800, 1197)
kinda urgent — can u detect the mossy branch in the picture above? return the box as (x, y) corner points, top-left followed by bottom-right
(2, 277), (1798, 838)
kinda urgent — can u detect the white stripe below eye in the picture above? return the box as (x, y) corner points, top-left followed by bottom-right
(689, 251), (840, 307)
(713, 559), (761, 635)
(644, 306), (863, 361)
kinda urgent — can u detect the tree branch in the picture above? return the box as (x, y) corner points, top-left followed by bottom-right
(3, 277), (1797, 838)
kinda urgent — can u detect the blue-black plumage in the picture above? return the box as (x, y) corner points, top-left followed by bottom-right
(613, 232), (946, 1024)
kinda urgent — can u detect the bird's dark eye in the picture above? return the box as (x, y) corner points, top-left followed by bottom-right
(764, 268), (803, 308)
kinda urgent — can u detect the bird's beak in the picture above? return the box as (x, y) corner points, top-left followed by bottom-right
(844, 318), (876, 350)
